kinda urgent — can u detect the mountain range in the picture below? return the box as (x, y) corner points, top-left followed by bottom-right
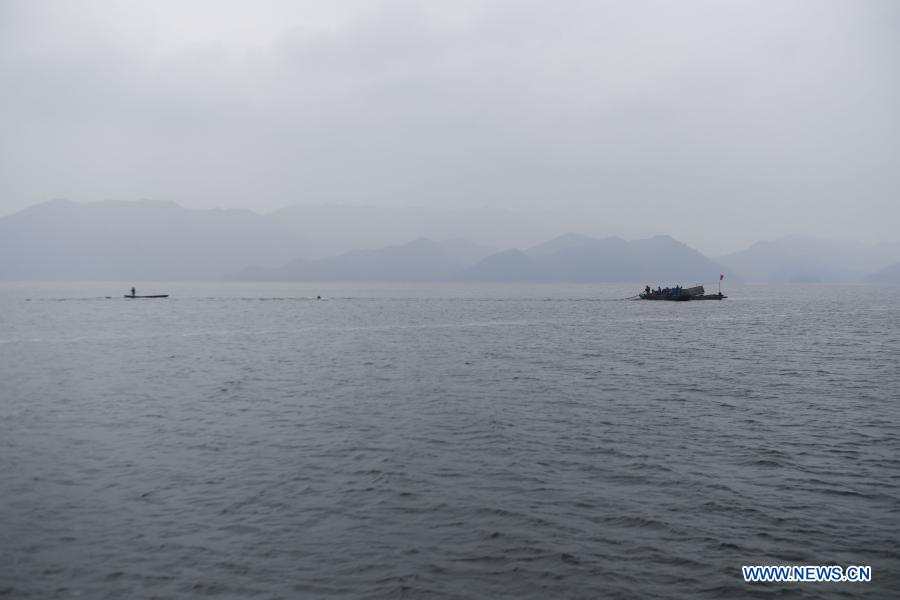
(2, 199), (899, 283)
(236, 238), (495, 282)
(0, 199), (307, 280)
(234, 234), (728, 283)
(715, 236), (900, 284)
(865, 262), (900, 284)
(456, 234), (728, 283)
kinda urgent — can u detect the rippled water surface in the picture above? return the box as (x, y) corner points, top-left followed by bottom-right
(1, 282), (899, 599)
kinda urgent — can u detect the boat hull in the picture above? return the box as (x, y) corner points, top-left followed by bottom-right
(124, 295), (169, 298)
(638, 294), (690, 301)
(637, 285), (725, 301)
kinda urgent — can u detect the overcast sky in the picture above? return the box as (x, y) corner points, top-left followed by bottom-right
(1, 0), (898, 253)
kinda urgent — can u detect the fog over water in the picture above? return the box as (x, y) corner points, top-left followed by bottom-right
(2, 0), (899, 253)
(2, 1), (900, 598)
(1, 283), (898, 598)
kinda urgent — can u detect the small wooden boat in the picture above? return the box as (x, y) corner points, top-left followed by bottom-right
(638, 285), (725, 301)
(124, 294), (169, 299)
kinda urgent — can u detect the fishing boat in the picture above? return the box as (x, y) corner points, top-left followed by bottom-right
(124, 286), (168, 299)
(638, 284), (726, 301)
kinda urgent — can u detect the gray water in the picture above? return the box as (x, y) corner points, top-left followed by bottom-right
(1, 283), (898, 599)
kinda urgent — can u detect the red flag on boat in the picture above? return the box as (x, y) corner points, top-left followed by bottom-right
(720, 274), (725, 281)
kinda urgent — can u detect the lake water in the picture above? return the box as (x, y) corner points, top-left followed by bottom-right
(1, 282), (898, 599)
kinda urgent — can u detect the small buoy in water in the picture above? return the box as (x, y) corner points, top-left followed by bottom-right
(317, 295), (322, 300)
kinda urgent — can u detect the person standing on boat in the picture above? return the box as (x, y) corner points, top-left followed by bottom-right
(130, 287), (136, 297)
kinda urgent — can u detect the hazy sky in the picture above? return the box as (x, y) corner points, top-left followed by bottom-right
(1, 0), (898, 253)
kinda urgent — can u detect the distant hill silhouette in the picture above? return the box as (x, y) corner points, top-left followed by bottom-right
(716, 236), (900, 283)
(265, 204), (644, 258)
(457, 234), (728, 283)
(0, 199), (628, 280)
(238, 233), (730, 283)
(865, 262), (900, 284)
(525, 232), (598, 258)
(4, 199), (899, 283)
(457, 249), (540, 282)
(235, 238), (489, 282)
(0, 199), (307, 280)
